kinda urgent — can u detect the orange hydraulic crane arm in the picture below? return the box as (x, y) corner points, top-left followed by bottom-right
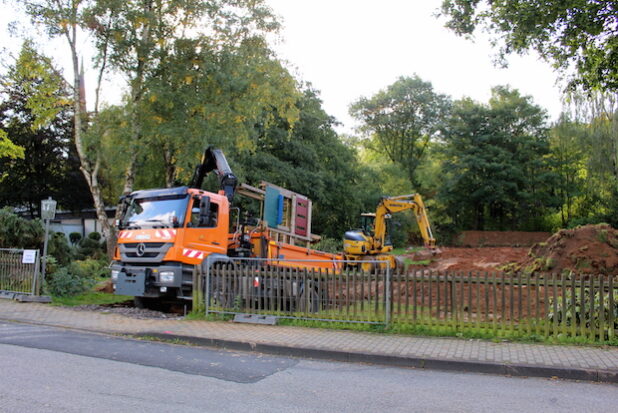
(373, 194), (436, 250)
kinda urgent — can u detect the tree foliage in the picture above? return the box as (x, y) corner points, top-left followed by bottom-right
(0, 208), (44, 249)
(84, 0), (284, 197)
(350, 75), (451, 188)
(557, 92), (618, 226)
(440, 0), (618, 92)
(548, 115), (588, 226)
(0, 130), (24, 160)
(0, 41), (91, 216)
(137, 36), (299, 189)
(237, 87), (362, 238)
(439, 86), (558, 230)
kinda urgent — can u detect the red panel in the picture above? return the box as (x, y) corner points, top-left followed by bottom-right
(295, 198), (308, 236)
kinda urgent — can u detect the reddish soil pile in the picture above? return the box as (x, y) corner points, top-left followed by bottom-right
(406, 247), (529, 273)
(514, 224), (618, 275)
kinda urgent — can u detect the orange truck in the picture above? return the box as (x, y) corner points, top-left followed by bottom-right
(110, 147), (340, 308)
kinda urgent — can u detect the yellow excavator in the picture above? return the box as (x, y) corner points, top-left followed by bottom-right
(343, 194), (436, 271)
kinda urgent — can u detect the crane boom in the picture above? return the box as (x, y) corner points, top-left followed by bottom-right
(189, 147), (238, 202)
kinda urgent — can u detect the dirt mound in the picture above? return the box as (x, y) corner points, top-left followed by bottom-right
(514, 224), (618, 275)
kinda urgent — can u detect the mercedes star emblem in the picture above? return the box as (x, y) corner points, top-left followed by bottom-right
(136, 243), (146, 257)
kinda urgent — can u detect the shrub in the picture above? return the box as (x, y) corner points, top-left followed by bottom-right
(548, 288), (618, 339)
(48, 232), (73, 265)
(69, 232), (82, 245)
(44, 256), (59, 275)
(0, 207), (44, 248)
(68, 259), (109, 279)
(313, 237), (342, 254)
(76, 234), (105, 260)
(88, 231), (101, 241)
(46, 266), (94, 297)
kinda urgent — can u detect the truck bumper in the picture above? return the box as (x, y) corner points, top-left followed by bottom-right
(110, 262), (185, 299)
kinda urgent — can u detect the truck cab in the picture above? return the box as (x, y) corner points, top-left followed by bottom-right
(111, 187), (231, 303)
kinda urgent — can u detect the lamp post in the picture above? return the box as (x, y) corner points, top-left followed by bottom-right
(41, 197), (57, 284)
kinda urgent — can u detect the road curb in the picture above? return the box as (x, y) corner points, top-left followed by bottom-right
(134, 331), (618, 384)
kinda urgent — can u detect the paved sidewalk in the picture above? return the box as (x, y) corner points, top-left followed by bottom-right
(0, 300), (616, 383)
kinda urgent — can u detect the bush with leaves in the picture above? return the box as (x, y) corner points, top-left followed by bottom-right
(69, 232), (82, 245)
(312, 237), (342, 254)
(45, 259), (106, 297)
(75, 232), (105, 260)
(0, 207), (43, 248)
(69, 258), (109, 279)
(46, 266), (94, 297)
(548, 287), (618, 339)
(48, 232), (73, 265)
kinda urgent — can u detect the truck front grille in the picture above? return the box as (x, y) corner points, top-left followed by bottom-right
(119, 242), (173, 263)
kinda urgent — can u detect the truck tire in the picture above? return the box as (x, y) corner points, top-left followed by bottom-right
(133, 296), (153, 309)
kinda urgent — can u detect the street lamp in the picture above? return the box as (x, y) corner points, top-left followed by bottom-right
(41, 197), (57, 285)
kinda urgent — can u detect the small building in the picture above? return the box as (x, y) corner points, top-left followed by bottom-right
(49, 208), (116, 240)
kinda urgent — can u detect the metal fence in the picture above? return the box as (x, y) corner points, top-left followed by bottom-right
(0, 248), (40, 296)
(200, 259), (618, 341)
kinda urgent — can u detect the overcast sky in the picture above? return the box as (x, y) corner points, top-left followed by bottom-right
(1, 1), (565, 136)
(266, 0), (565, 134)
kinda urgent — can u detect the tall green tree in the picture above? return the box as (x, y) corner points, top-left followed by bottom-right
(439, 87), (558, 230)
(20, 0), (112, 247)
(571, 92), (618, 225)
(350, 75), (451, 189)
(237, 87), (364, 238)
(138, 36), (299, 189)
(548, 115), (588, 226)
(85, 0), (284, 197)
(0, 42), (91, 216)
(440, 0), (618, 92)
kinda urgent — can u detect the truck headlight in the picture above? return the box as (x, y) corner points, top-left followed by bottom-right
(159, 271), (174, 283)
(111, 270), (119, 281)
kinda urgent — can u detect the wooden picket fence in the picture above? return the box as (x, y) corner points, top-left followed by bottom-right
(205, 264), (617, 341)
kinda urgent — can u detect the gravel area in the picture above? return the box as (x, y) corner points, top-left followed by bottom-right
(64, 304), (185, 320)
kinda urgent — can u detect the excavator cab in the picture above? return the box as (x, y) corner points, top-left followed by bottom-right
(359, 213), (375, 236)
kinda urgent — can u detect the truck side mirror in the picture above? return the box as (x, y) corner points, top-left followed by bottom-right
(199, 196), (211, 227)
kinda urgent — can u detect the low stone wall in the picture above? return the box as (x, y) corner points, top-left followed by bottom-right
(454, 231), (551, 247)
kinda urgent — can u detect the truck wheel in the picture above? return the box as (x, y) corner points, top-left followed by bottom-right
(134, 296), (153, 309)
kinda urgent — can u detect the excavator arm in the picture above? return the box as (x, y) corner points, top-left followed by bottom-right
(373, 194), (436, 250)
(189, 147), (238, 203)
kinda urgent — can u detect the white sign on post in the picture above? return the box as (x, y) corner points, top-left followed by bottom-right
(22, 250), (37, 264)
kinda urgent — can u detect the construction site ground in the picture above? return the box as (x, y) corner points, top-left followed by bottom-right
(406, 247), (529, 273)
(406, 224), (618, 275)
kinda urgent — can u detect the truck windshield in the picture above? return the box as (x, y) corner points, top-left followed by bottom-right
(123, 195), (188, 228)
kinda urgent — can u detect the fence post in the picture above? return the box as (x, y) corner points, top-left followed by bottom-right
(204, 262), (211, 316)
(31, 250), (40, 295)
(385, 262), (391, 327)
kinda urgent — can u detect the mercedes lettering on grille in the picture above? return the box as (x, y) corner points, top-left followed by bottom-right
(136, 243), (146, 257)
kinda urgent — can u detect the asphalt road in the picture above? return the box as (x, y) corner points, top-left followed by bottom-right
(0, 322), (616, 413)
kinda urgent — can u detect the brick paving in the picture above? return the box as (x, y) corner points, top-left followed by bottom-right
(1, 300), (617, 375)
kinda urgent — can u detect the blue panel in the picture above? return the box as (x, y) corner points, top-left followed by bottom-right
(264, 186), (280, 228)
(277, 194), (284, 225)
